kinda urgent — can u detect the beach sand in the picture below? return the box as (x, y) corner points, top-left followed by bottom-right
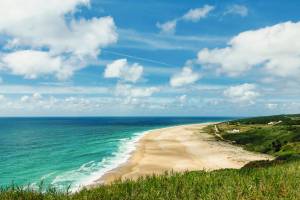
(93, 123), (273, 185)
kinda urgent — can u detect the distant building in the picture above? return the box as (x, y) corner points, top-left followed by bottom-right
(226, 129), (240, 133)
(268, 121), (282, 125)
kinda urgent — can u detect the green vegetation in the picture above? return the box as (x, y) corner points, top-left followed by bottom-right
(234, 114), (300, 125)
(1, 114), (300, 199)
(1, 160), (300, 200)
(211, 114), (300, 161)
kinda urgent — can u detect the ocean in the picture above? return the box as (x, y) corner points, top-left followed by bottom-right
(0, 117), (232, 191)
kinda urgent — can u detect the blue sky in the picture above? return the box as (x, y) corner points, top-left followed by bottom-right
(0, 0), (300, 116)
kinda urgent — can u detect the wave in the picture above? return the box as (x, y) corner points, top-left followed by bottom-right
(49, 130), (148, 192)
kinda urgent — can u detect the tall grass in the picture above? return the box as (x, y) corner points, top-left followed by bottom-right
(1, 160), (299, 200)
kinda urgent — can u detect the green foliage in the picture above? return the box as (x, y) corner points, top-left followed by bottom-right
(232, 114), (300, 125)
(215, 114), (300, 159)
(221, 125), (300, 155)
(1, 160), (300, 200)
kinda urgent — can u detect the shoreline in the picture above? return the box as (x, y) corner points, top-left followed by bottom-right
(89, 122), (273, 186)
(75, 124), (188, 191)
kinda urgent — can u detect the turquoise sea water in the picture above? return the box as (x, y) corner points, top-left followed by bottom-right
(0, 117), (232, 191)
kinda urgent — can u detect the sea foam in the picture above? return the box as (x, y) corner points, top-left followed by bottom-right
(50, 130), (148, 192)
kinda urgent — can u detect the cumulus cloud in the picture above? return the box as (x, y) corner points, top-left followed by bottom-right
(224, 5), (248, 17)
(177, 94), (187, 106)
(115, 84), (159, 98)
(104, 59), (143, 83)
(182, 5), (215, 22)
(266, 103), (278, 110)
(0, 94), (5, 101)
(0, 92), (177, 115)
(224, 84), (260, 104)
(1, 94), (102, 114)
(1, 50), (69, 79)
(114, 84), (160, 107)
(198, 21), (300, 77)
(170, 67), (200, 87)
(156, 20), (177, 34)
(0, 0), (117, 79)
(157, 5), (214, 34)
(20, 92), (43, 103)
(64, 96), (91, 108)
(20, 95), (30, 103)
(0, 84), (110, 95)
(179, 95), (187, 103)
(32, 92), (42, 100)
(282, 102), (300, 113)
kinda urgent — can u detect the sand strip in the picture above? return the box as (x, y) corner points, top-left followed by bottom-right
(93, 123), (273, 185)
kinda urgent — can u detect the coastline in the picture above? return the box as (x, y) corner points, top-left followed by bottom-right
(90, 122), (273, 186)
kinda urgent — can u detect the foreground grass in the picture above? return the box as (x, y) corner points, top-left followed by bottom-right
(1, 160), (300, 200)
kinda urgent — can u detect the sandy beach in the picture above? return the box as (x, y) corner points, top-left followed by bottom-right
(94, 123), (273, 185)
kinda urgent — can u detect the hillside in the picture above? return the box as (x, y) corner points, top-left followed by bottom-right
(206, 114), (300, 162)
(1, 160), (299, 200)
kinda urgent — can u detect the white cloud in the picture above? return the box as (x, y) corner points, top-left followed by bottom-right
(114, 84), (161, 108)
(282, 102), (300, 113)
(156, 20), (177, 34)
(0, 0), (117, 56)
(179, 95), (187, 103)
(182, 5), (215, 22)
(64, 96), (91, 107)
(104, 59), (143, 83)
(224, 5), (248, 17)
(156, 5), (214, 34)
(266, 103), (278, 110)
(20, 95), (30, 103)
(198, 21), (300, 77)
(20, 92), (43, 103)
(6, 95), (102, 114)
(1, 50), (70, 79)
(0, 94), (5, 101)
(0, 0), (117, 79)
(177, 94), (187, 106)
(32, 92), (42, 100)
(0, 85), (109, 95)
(170, 67), (200, 87)
(115, 84), (159, 98)
(104, 59), (126, 78)
(224, 84), (260, 104)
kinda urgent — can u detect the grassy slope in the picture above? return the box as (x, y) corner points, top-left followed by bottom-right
(1, 161), (300, 200)
(212, 114), (300, 160)
(1, 114), (300, 200)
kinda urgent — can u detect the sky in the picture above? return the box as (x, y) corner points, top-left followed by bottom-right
(0, 0), (300, 116)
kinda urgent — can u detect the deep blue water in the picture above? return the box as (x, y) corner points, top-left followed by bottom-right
(0, 117), (233, 191)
